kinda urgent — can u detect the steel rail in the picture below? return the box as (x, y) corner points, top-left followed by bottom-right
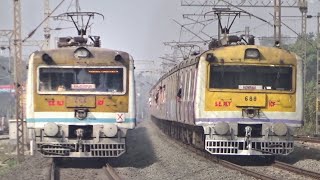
(0, 137), (9, 140)
(49, 158), (56, 180)
(273, 161), (320, 179)
(294, 136), (320, 143)
(105, 163), (122, 180)
(217, 159), (276, 180)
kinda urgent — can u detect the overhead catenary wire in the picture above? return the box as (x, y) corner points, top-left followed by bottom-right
(22, 0), (67, 42)
(220, 0), (273, 27)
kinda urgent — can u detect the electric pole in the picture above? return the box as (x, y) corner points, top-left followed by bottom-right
(44, 0), (50, 49)
(13, 0), (25, 162)
(299, 0), (308, 96)
(274, 0), (281, 44)
(316, 12), (320, 135)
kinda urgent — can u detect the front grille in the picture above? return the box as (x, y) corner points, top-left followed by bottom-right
(37, 143), (125, 157)
(205, 140), (294, 155)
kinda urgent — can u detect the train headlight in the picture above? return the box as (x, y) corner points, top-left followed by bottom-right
(206, 53), (217, 62)
(114, 52), (123, 61)
(75, 109), (88, 120)
(74, 47), (91, 58)
(245, 108), (258, 118)
(42, 53), (55, 65)
(44, 123), (59, 136)
(214, 122), (229, 135)
(102, 124), (118, 137)
(244, 48), (260, 59)
(272, 123), (288, 136)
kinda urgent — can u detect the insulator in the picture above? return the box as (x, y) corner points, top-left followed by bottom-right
(94, 39), (101, 47)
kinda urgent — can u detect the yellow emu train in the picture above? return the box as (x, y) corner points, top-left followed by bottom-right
(26, 40), (136, 157)
(150, 39), (303, 156)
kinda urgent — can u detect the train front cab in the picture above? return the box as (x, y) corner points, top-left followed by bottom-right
(26, 49), (136, 158)
(197, 46), (303, 156)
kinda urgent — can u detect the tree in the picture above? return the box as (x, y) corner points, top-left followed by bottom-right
(287, 33), (318, 134)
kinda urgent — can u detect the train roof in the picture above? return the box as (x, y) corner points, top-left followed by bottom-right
(210, 45), (298, 64)
(30, 46), (132, 66)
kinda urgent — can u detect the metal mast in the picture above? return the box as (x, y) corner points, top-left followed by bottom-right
(181, 0), (301, 8)
(13, 0), (24, 162)
(299, 0), (308, 97)
(316, 13), (320, 135)
(299, 0), (308, 36)
(44, 0), (50, 49)
(274, 0), (281, 45)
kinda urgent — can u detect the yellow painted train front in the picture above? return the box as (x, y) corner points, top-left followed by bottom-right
(199, 45), (303, 155)
(150, 43), (303, 156)
(26, 45), (136, 158)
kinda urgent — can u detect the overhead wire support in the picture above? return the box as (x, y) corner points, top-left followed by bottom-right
(298, 0), (308, 127)
(13, 0), (24, 163)
(316, 12), (320, 135)
(274, 0), (282, 45)
(181, 0), (300, 8)
(22, 0), (67, 43)
(44, 0), (51, 49)
(173, 19), (206, 42)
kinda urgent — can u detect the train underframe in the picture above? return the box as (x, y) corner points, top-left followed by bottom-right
(152, 117), (294, 156)
(29, 126), (128, 158)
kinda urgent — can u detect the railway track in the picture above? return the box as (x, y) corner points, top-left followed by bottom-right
(273, 160), (320, 179)
(50, 158), (56, 180)
(0, 135), (9, 140)
(49, 159), (122, 180)
(153, 121), (320, 180)
(104, 163), (122, 180)
(182, 143), (276, 180)
(294, 136), (320, 143)
(179, 138), (320, 180)
(158, 128), (276, 180)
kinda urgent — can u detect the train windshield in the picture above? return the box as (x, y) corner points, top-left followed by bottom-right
(209, 65), (293, 91)
(38, 67), (125, 94)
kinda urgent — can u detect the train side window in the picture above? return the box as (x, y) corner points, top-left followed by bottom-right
(177, 87), (182, 101)
(162, 84), (166, 103)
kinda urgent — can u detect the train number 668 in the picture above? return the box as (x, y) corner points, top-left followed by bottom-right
(245, 96), (257, 101)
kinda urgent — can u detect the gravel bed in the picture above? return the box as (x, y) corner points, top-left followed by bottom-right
(276, 141), (320, 175)
(109, 119), (255, 180)
(57, 162), (107, 180)
(246, 165), (313, 180)
(0, 153), (51, 180)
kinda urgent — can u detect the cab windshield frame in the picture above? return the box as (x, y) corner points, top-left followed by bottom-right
(207, 63), (296, 93)
(37, 65), (127, 95)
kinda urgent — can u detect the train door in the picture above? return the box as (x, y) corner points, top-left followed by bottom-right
(184, 68), (190, 124)
(186, 68), (193, 124)
(176, 71), (183, 122)
(169, 75), (175, 121)
(173, 72), (178, 121)
(190, 67), (197, 124)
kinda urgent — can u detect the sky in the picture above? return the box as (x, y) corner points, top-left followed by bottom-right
(0, 0), (320, 63)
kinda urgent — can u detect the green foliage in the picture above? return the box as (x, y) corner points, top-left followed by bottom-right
(287, 33), (318, 134)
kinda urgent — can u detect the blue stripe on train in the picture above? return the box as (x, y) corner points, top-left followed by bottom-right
(26, 118), (136, 123)
(196, 118), (303, 124)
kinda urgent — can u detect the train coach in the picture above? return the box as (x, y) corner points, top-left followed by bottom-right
(26, 37), (136, 157)
(150, 36), (303, 156)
